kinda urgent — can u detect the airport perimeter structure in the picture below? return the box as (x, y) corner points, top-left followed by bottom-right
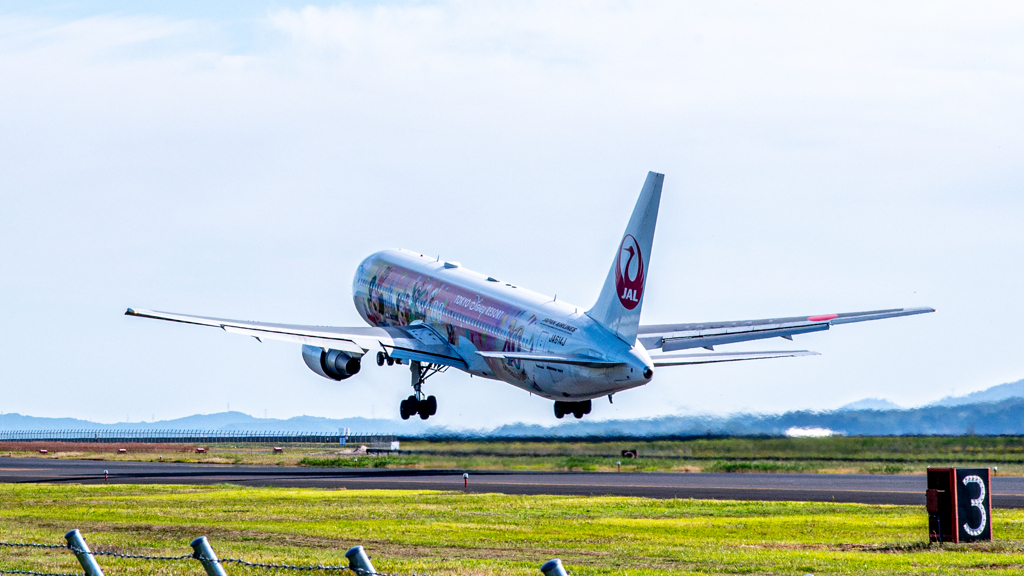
(0, 429), (397, 450)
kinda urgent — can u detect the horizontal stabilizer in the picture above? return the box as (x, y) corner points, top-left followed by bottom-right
(476, 351), (625, 368)
(651, 350), (818, 367)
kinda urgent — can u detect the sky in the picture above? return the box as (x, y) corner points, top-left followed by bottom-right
(1, 1), (1022, 429)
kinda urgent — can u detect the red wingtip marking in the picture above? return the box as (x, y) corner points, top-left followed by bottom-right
(807, 314), (838, 322)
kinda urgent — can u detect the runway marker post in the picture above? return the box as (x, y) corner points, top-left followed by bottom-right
(463, 472), (469, 488)
(540, 558), (568, 576)
(344, 545), (376, 576)
(191, 536), (228, 576)
(65, 529), (105, 576)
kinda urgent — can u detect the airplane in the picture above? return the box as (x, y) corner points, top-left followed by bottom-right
(126, 172), (934, 420)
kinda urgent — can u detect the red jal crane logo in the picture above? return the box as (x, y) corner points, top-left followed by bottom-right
(614, 234), (644, 310)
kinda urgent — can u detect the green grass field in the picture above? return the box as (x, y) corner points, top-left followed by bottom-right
(8, 435), (1024, 475)
(2, 484), (1024, 575)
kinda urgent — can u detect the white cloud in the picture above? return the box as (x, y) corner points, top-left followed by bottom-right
(0, 2), (1022, 427)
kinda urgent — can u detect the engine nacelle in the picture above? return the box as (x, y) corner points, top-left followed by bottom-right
(301, 345), (362, 381)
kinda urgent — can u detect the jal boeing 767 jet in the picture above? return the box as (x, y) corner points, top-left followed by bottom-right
(127, 172), (933, 420)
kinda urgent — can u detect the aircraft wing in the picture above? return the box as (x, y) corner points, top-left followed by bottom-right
(379, 323), (468, 369)
(637, 307), (934, 352)
(125, 308), (468, 369)
(650, 350), (818, 367)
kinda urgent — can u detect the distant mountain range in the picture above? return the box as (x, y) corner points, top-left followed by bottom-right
(3, 378), (1023, 438)
(0, 411), (438, 435)
(833, 378), (1024, 413)
(838, 398), (902, 411)
(926, 379), (1024, 407)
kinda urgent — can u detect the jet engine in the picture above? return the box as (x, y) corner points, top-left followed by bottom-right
(301, 345), (362, 381)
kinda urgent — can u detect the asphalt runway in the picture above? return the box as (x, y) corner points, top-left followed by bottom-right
(4, 458), (1024, 507)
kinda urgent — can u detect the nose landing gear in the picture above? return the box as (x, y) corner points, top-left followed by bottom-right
(554, 400), (591, 419)
(377, 351), (397, 366)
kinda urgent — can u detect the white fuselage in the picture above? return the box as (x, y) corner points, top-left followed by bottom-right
(352, 249), (654, 400)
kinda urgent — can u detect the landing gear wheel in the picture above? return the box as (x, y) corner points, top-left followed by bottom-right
(406, 360), (446, 420)
(376, 352), (386, 367)
(554, 400), (591, 419)
(387, 357), (395, 366)
(402, 395), (421, 420)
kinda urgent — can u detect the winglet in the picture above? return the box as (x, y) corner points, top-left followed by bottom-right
(125, 308), (137, 316)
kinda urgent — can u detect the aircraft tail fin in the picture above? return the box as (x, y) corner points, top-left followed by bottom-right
(586, 171), (663, 344)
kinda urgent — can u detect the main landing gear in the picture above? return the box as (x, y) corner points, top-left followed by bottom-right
(390, 357), (445, 420)
(554, 400), (591, 419)
(401, 394), (436, 420)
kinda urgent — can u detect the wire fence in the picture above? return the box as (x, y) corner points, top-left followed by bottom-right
(0, 430), (394, 444)
(0, 431), (399, 451)
(0, 543), (69, 550)
(0, 568), (84, 576)
(0, 531), (570, 576)
(1, 531), (404, 576)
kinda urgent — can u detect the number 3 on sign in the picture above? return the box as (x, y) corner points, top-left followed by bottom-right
(962, 475), (987, 537)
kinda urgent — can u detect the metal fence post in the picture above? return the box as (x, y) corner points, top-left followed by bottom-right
(345, 546), (376, 575)
(190, 536), (229, 576)
(540, 558), (568, 576)
(64, 529), (105, 576)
